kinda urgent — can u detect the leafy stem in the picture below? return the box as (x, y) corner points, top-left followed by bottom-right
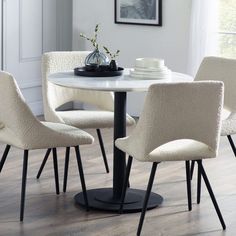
(103, 46), (120, 60)
(80, 24), (121, 61)
(80, 24), (100, 50)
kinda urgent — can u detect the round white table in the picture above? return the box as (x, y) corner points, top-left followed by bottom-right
(49, 70), (193, 213)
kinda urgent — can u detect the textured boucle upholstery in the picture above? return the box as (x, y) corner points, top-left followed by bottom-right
(115, 82), (224, 162)
(221, 112), (236, 136)
(146, 139), (215, 162)
(195, 57), (236, 136)
(0, 71), (94, 150)
(42, 51), (135, 128)
(57, 110), (135, 129)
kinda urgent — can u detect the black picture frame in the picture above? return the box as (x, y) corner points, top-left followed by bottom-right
(115, 0), (162, 26)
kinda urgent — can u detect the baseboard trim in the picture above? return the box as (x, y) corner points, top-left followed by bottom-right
(20, 80), (42, 89)
(28, 100), (43, 116)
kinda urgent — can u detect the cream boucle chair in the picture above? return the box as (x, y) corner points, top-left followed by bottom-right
(115, 82), (225, 235)
(35, 51), (135, 192)
(0, 71), (94, 221)
(190, 57), (236, 202)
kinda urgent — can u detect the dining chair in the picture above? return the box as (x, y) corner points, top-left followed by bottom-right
(115, 82), (225, 235)
(189, 57), (236, 203)
(0, 51), (135, 193)
(41, 51), (135, 190)
(0, 71), (94, 221)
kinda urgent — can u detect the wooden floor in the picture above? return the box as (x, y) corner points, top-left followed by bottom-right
(0, 127), (236, 236)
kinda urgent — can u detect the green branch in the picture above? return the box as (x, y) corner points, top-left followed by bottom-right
(103, 46), (120, 60)
(80, 24), (100, 50)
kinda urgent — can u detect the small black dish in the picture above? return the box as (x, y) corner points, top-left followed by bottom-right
(98, 65), (110, 72)
(74, 67), (124, 77)
(85, 64), (99, 71)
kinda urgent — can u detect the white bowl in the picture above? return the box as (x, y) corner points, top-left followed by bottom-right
(135, 58), (164, 68)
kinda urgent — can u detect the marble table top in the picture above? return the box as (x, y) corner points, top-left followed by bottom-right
(48, 69), (193, 92)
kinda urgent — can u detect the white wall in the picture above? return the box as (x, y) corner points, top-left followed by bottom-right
(0, 1), (2, 70)
(56, 0), (73, 51)
(1, 0), (73, 116)
(73, 0), (192, 116)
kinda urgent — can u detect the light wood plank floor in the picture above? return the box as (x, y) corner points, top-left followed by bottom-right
(0, 127), (236, 236)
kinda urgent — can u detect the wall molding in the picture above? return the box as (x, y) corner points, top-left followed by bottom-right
(1, 0), (3, 70)
(1, 1), (72, 116)
(2, 0), (7, 70)
(19, 0), (43, 63)
(28, 100), (43, 116)
(20, 80), (42, 89)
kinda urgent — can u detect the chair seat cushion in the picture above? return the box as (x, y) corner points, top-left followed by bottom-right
(36, 122), (94, 149)
(146, 139), (216, 162)
(0, 122), (94, 150)
(56, 110), (135, 129)
(221, 118), (236, 136)
(115, 138), (216, 162)
(221, 109), (236, 136)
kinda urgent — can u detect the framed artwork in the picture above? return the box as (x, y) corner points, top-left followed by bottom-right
(115, 0), (162, 26)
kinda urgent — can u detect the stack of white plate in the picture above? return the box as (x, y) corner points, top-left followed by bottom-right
(130, 58), (171, 79)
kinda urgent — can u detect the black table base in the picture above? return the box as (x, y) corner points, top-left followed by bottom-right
(74, 188), (163, 213)
(74, 92), (163, 213)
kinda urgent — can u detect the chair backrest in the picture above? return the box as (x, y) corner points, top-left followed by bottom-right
(125, 81), (224, 161)
(195, 56), (236, 112)
(0, 71), (40, 145)
(42, 51), (114, 122)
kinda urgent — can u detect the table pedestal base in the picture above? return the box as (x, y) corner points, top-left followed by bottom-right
(74, 188), (163, 213)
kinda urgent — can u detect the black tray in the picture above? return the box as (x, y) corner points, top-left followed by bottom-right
(74, 67), (124, 77)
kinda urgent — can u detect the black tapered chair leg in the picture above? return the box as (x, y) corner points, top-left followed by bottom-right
(127, 159), (131, 188)
(96, 129), (109, 173)
(52, 148), (60, 195)
(197, 160), (226, 230)
(20, 150), (29, 221)
(119, 156), (133, 214)
(190, 160), (195, 180)
(227, 135), (236, 157)
(137, 162), (158, 236)
(63, 147), (70, 193)
(127, 180), (131, 188)
(0, 144), (11, 173)
(36, 148), (51, 179)
(197, 162), (201, 204)
(185, 161), (192, 211)
(74, 146), (89, 211)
